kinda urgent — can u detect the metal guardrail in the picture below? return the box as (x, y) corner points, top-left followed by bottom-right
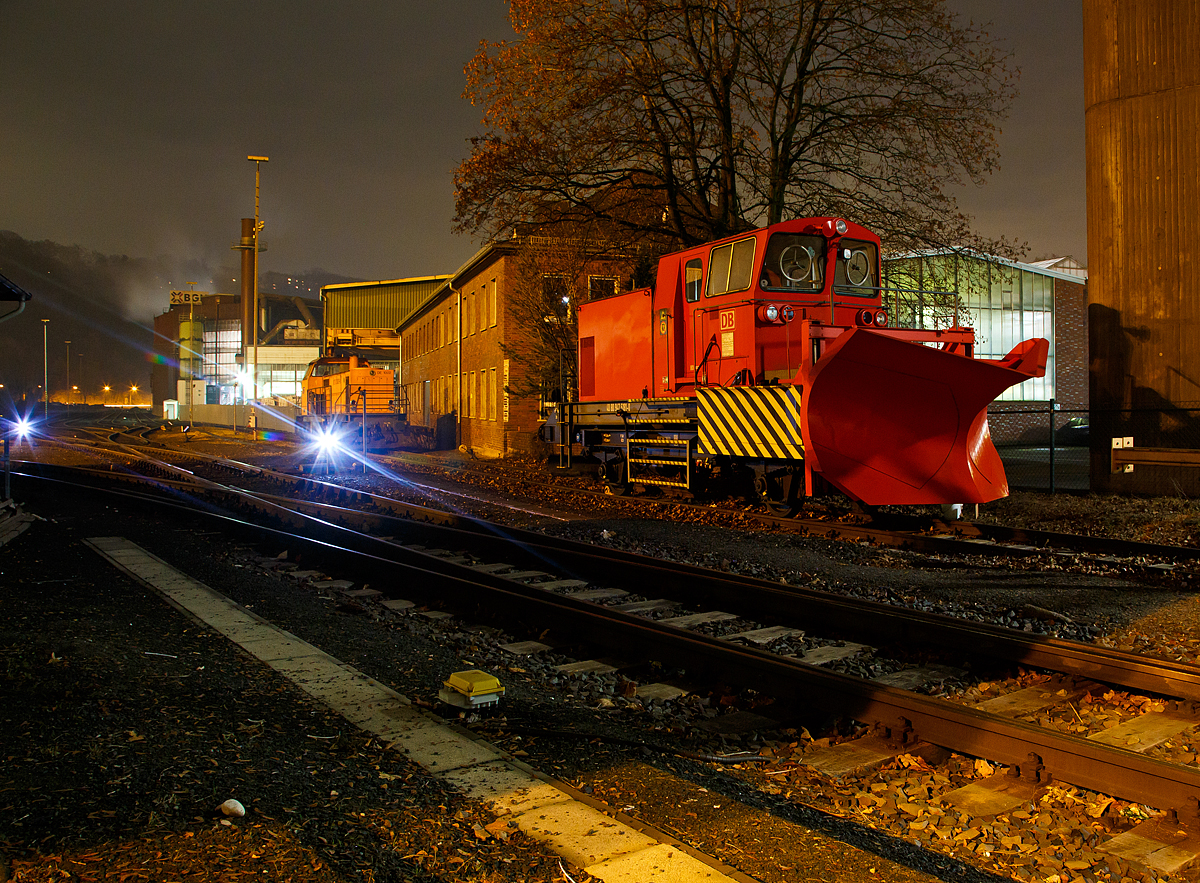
(1110, 438), (1200, 474)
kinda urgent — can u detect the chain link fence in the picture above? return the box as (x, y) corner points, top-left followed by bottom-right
(988, 404), (1091, 492)
(989, 405), (1200, 493)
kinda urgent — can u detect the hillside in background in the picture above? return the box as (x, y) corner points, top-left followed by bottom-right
(0, 231), (360, 412)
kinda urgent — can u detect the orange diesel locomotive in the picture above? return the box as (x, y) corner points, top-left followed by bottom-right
(299, 351), (400, 438)
(542, 217), (1048, 514)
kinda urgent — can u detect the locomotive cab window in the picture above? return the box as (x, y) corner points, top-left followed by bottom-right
(832, 239), (878, 297)
(310, 361), (349, 377)
(684, 258), (703, 303)
(705, 237), (755, 297)
(762, 233), (826, 292)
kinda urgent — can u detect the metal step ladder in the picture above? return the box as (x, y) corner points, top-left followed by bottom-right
(626, 434), (695, 489)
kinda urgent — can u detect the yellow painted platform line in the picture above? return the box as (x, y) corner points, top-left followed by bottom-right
(85, 537), (746, 883)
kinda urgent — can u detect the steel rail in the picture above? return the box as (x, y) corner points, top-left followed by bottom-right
(403, 448), (1200, 556)
(455, 577), (1200, 813)
(947, 519), (1200, 560)
(379, 447), (1200, 562)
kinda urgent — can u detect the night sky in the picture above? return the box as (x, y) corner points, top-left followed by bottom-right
(0, 0), (1085, 319)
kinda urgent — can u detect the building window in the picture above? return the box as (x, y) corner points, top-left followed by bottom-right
(543, 275), (571, 322)
(202, 319), (242, 389)
(489, 367), (498, 420)
(589, 275), (618, 300)
(883, 253), (1056, 401)
(256, 364), (305, 399)
(503, 359), (510, 423)
(489, 280), (498, 327)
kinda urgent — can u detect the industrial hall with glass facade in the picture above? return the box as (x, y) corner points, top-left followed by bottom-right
(882, 251), (1088, 408)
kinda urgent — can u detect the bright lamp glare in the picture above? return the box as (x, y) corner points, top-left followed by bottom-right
(15, 418), (32, 436)
(312, 427), (343, 455)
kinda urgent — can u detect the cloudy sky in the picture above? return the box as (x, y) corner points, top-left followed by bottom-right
(0, 0), (1086, 287)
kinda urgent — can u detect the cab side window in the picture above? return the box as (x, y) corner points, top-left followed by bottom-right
(685, 259), (703, 303)
(705, 237), (756, 297)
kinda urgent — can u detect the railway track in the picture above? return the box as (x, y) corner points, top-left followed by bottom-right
(364, 445), (1200, 577)
(11, 449), (1200, 820)
(40, 420), (1200, 585)
(15, 419), (1200, 876)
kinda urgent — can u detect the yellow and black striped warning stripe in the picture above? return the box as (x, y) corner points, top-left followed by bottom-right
(697, 385), (805, 459)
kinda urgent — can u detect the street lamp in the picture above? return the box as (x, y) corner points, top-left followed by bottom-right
(128, 385), (138, 406)
(247, 155), (268, 404)
(65, 339), (71, 412)
(103, 385), (111, 406)
(185, 281), (197, 422)
(41, 319), (48, 420)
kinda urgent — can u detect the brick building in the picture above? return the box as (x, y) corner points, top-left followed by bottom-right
(400, 240), (526, 455)
(399, 236), (634, 457)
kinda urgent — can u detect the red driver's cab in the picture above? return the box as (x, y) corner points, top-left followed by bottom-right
(648, 217), (887, 395)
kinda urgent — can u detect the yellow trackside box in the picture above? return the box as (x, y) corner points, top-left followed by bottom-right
(439, 669), (505, 709)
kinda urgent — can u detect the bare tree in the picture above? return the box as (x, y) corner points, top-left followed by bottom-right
(500, 232), (639, 401)
(456, 0), (1019, 256)
(883, 251), (990, 330)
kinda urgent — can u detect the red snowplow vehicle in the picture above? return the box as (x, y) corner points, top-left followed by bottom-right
(543, 217), (1047, 513)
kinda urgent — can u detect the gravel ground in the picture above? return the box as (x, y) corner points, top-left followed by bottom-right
(0, 485), (579, 883)
(7, 426), (1200, 882)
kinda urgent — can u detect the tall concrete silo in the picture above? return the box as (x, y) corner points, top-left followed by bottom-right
(1085, 0), (1200, 493)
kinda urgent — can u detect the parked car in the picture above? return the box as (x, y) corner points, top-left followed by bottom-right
(1056, 416), (1089, 445)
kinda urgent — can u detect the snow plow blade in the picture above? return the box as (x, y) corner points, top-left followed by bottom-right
(800, 329), (1049, 505)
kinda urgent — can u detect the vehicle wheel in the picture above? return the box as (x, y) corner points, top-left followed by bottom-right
(688, 466), (713, 501)
(600, 459), (629, 496)
(755, 469), (803, 517)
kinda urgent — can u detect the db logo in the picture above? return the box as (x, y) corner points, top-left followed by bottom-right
(719, 310), (735, 331)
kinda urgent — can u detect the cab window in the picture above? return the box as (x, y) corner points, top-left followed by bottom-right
(312, 361), (349, 377)
(761, 233), (826, 292)
(684, 258), (703, 303)
(832, 239), (878, 297)
(705, 237), (755, 297)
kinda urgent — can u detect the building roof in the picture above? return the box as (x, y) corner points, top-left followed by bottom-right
(1027, 256), (1089, 280)
(884, 249), (1088, 285)
(322, 275), (451, 332)
(398, 238), (521, 333)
